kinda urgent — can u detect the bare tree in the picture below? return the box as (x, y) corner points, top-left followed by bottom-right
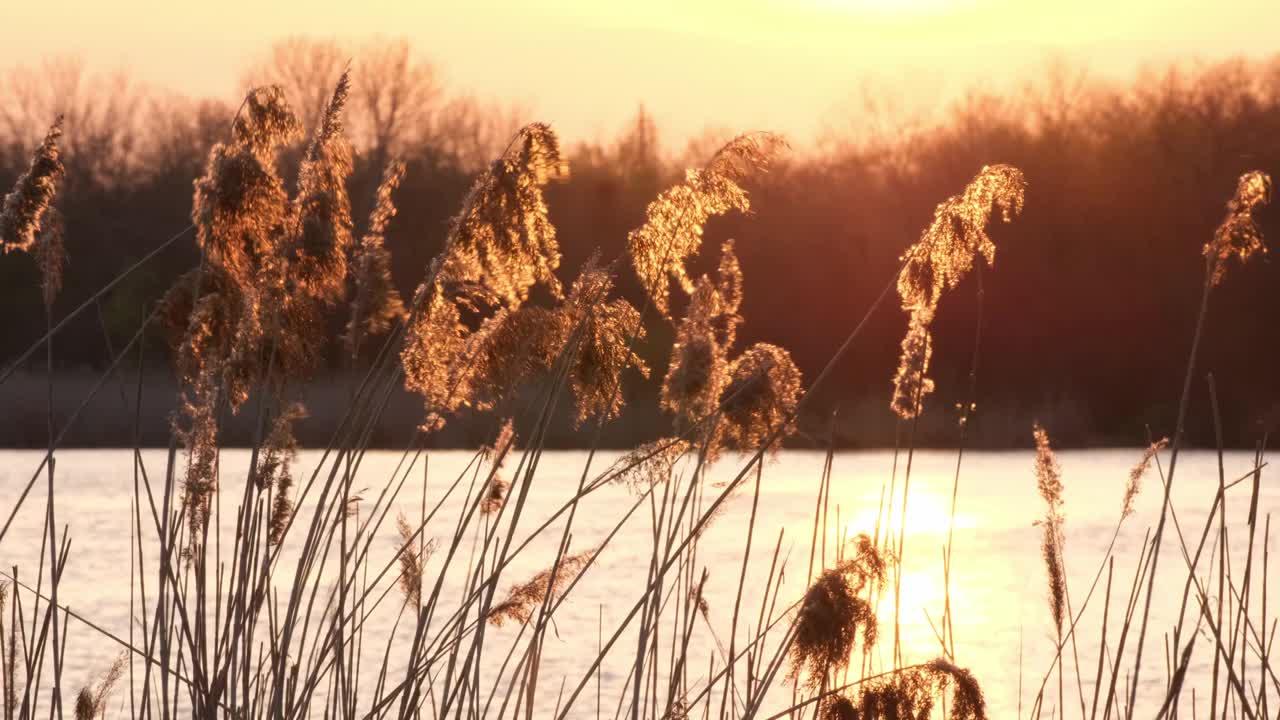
(352, 37), (442, 167)
(0, 57), (143, 187)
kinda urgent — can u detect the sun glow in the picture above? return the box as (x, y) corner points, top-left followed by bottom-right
(840, 491), (975, 543)
(805, 0), (969, 17)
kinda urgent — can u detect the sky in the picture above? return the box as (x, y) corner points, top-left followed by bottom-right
(3, 0), (1279, 146)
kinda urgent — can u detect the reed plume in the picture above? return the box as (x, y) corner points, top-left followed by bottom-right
(395, 514), (430, 607)
(401, 124), (569, 428)
(609, 438), (692, 491)
(660, 242), (743, 449)
(476, 307), (571, 409)
(72, 653), (126, 720)
(1203, 170), (1272, 286)
(344, 159), (407, 355)
(560, 259), (649, 425)
(440, 123), (567, 307)
(260, 403), (306, 545)
(192, 87), (297, 289)
(1032, 422), (1066, 637)
(719, 342), (802, 454)
(628, 134), (784, 318)
(0, 117), (64, 256)
(818, 695), (859, 720)
(480, 420), (516, 515)
(789, 534), (888, 688)
(926, 657), (987, 720)
(835, 659), (986, 720)
(488, 547), (597, 626)
(891, 165), (1026, 419)
(290, 70), (354, 305)
(401, 284), (472, 431)
(1122, 437), (1167, 519)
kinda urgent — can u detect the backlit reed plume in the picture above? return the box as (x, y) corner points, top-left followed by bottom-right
(889, 307), (936, 419)
(291, 69), (354, 305)
(628, 134), (785, 318)
(1033, 422), (1066, 637)
(259, 403), (306, 545)
(401, 124), (568, 429)
(0, 117), (64, 255)
(488, 547), (597, 626)
(720, 342), (802, 454)
(926, 657), (988, 720)
(395, 513), (430, 607)
(73, 652), (126, 720)
(401, 285), (472, 431)
(829, 659), (986, 720)
(609, 437), (692, 491)
(192, 86), (298, 288)
(481, 420), (516, 515)
(789, 534), (887, 689)
(345, 159), (407, 356)
(175, 87), (299, 538)
(1203, 170), (1272, 286)
(660, 242), (744, 447)
(891, 165), (1026, 419)
(1122, 437), (1167, 519)
(560, 259), (649, 425)
(818, 694), (859, 720)
(442, 122), (567, 307)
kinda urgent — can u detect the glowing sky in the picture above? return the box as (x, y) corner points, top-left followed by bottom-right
(4, 0), (1278, 144)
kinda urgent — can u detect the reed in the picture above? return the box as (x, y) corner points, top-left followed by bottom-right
(0, 75), (1270, 720)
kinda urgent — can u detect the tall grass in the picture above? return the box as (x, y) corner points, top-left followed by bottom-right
(0, 76), (1273, 720)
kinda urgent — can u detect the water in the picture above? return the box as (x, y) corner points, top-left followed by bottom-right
(0, 448), (1274, 718)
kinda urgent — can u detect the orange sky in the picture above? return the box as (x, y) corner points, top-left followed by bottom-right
(4, 0), (1279, 145)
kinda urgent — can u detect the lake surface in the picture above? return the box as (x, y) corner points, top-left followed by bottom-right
(0, 448), (1274, 719)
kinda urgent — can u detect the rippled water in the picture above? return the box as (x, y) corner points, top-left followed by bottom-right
(0, 448), (1273, 718)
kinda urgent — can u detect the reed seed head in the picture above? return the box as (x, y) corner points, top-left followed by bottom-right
(898, 164), (1026, 314)
(890, 165), (1025, 419)
(73, 652), (126, 720)
(261, 403), (306, 545)
(1204, 170), (1271, 286)
(395, 514), (431, 607)
(345, 159), (407, 354)
(291, 72), (355, 306)
(480, 420), (517, 515)
(720, 342), (803, 454)
(232, 85), (302, 154)
(488, 548), (597, 626)
(609, 437), (692, 491)
(890, 307), (936, 420)
(925, 658), (988, 720)
(443, 123), (567, 308)
(628, 135), (783, 318)
(1032, 422), (1067, 636)
(1122, 437), (1167, 519)
(789, 534), (888, 689)
(562, 260), (649, 425)
(1, 117), (65, 257)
